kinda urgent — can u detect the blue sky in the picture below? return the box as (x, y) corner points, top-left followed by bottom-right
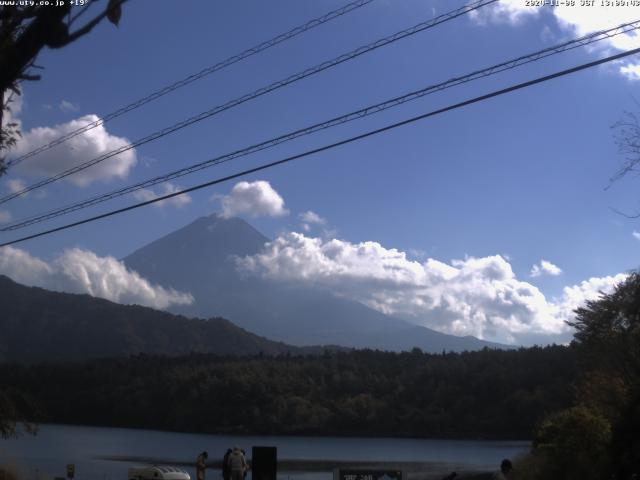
(1, 0), (639, 345)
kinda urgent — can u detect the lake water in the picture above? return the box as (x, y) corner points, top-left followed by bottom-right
(0, 425), (529, 480)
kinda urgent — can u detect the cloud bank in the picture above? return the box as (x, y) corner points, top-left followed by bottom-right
(470, 0), (640, 79)
(13, 114), (137, 186)
(220, 181), (289, 218)
(238, 232), (625, 345)
(469, 0), (540, 25)
(0, 246), (193, 309)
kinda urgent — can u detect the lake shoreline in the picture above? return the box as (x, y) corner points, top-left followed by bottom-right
(44, 422), (532, 443)
(2, 424), (527, 480)
(97, 455), (495, 480)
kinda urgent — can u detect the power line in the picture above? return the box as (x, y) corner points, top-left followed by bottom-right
(2, 46), (638, 248)
(3, 20), (639, 232)
(0, 0), (498, 204)
(5, 0), (375, 168)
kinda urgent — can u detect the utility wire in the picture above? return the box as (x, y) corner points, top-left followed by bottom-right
(3, 20), (639, 232)
(0, 0), (498, 204)
(2, 46), (638, 248)
(5, 0), (375, 168)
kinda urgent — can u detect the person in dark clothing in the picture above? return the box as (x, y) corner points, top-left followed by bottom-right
(494, 459), (513, 480)
(240, 450), (248, 479)
(196, 451), (208, 480)
(222, 449), (232, 480)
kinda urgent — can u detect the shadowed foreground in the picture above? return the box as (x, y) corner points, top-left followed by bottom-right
(97, 455), (496, 480)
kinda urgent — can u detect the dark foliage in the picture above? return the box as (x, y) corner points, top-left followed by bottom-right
(532, 405), (612, 480)
(0, 386), (39, 439)
(567, 272), (640, 478)
(0, 345), (576, 439)
(520, 273), (640, 479)
(0, 275), (314, 363)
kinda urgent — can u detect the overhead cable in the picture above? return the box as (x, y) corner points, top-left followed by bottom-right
(0, 0), (499, 203)
(2, 45), (638, 247)
(5, 0), (375, 168)
(3, 20), (639, 232)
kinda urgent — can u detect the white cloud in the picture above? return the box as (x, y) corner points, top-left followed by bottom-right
(299, 210), (326, 232)
(220, 181), (289, 218)
(470, 0), (640, 77)
(530, 259), (563, 277)
(237, 231), (624, 345)
(0, 210), (11, 224)
(621, 64), (640, 80)
(59, 100), (79, 113)
(300, 210), (326, 225)
(132, 182), (192, 208)
(633, 230), (640, 240)
(554, 4), (640, 77)
(540, 24), (555, 43)
(0, 246), (193, 309)
(468, 0), (540, 26)
(553, 5), (640, 51)
(555, 273), (627, 322)
(5, 178), (28, 197)
(12, 114), (137, 186)
(0, 246), (52, 286)
(6, 178), (26, 193)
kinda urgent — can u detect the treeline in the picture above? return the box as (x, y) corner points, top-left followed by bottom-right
(0, 345), (576, 439)
(515, 273), (640, 480)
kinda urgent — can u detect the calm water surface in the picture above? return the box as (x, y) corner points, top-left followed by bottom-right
(0, 425), (529, 480)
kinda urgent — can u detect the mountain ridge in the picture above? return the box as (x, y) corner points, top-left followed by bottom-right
(0, 274), (333, 363)
(123, 214), (510, 352)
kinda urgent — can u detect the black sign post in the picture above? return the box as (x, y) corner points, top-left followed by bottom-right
(66, 464), (75, 480)
(251, 446), (277, 480)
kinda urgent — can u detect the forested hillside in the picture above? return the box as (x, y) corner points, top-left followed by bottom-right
(0, 275), (308, 362)
(0, 346), (576, 439)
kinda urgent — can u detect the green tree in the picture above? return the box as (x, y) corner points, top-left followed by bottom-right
(533, 405), (612, 480)
(569, 273), (640, 373)
(567, 272), (640, 477)
(0, 387), (39, 439)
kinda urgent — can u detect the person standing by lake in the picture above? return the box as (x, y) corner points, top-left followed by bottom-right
(222, 449), (232, 480)
(494, 459), (513, 479)
(227, 446), (248, 480)
(196, 451), (208, 480)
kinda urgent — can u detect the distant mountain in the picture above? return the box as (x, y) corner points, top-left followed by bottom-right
(124, 214), (508, 352)
(0, 275), (311, 363)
